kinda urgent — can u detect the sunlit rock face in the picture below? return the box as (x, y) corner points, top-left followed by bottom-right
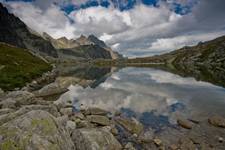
(42, 32), (121, 60)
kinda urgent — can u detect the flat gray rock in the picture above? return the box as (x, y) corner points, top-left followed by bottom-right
(87, 115), (111, 126)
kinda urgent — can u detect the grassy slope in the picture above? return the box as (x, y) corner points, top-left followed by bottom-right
(0, 43), (52, 91)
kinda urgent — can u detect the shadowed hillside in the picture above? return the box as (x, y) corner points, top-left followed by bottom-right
(0, 43), (52, 91)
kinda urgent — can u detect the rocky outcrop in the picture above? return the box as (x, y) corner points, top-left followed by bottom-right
(0, 3), (58, 58)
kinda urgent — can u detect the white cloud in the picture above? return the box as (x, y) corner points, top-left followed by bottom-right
(148, 31), (225, 52)
(5, 1), (76, 39)
(2, 0), (225, 57)
(69, 6), (131, 36)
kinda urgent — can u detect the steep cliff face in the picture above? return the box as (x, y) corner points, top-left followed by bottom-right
(88, 35), (123, 59)
(43, 33), (122, 60)
(58, 45), (112, 60)
(0, 3), (58, 58)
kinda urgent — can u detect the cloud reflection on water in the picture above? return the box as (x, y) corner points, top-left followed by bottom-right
(58, 67), (225, 128)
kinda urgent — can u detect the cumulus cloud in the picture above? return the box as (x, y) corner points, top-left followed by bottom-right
(5, 1), (76, 39)
(2, 0), (225, 57)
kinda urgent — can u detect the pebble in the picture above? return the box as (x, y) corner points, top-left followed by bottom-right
(219, 137), (224, 143)
(153, 138), (162, 146)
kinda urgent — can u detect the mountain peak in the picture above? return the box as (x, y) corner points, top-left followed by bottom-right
(76, 34), (93, 45)
(79, 34), (86, 39)
(88, 35), (107, 48)
(57, 37), (69, 43)
(0, 3), (8, 14)
(88, 34), (97, 39)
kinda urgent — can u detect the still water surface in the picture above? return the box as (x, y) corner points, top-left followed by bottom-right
(59, 67), (225, 131)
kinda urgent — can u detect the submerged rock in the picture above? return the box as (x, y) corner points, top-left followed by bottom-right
(177, 118), (193, 129)
(178, 121), (225, 149)
(124, 142), (136, 150)
(138, 129), (154, 143)
(0, 110), (75, 150)
(72, 128), (122, 150)
(208, 116), (225, 128)
(115, 117), (143, 135)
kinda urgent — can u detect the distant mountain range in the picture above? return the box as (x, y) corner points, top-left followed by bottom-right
(126, 35), (225, 69)
(0, 3), (122, 60)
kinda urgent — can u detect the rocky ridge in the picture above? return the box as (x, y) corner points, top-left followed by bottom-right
(43, 32), (122, 60)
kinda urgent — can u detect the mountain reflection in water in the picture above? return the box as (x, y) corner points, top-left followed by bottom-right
(58, 65), (225, 131)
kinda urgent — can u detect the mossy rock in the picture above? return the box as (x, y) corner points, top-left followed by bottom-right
(0, 110), (74, 150)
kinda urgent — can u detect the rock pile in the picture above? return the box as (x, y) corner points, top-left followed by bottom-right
(0, 89), (225, 150)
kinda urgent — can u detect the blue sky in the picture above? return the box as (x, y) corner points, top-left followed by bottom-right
(1, 0), (225, 57)
(4, 0), (196, 14)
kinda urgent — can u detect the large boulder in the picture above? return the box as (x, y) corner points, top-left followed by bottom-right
(72, 128), (122, 150)
(0, 105), (60, 126)
(34, 82), (68, 97)
(0, 110), (75, 150)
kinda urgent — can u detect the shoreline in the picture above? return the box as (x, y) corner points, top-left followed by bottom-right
(0, 78), (225, 149)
